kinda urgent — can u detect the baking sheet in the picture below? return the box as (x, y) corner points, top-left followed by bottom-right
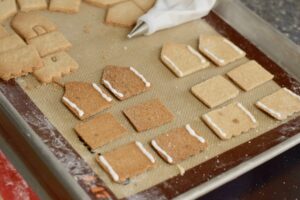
(1, 2), (297, 199)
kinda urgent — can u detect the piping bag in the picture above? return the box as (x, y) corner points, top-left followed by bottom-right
(128, 0), (217, 38)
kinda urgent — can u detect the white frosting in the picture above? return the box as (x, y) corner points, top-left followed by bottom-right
(223, 38), (245, 55)
(62, 97), (84, 117)
(185, 124), (206, 143)
(129, 67), (151, 87)
(177, 164), (185, 176)
(203, 114), (227, 138)
(237, 103), (257, 124)
(283, 88), (300, 101)
(135, 141), (155, 163)
(103, 79), (124, 98)
(99, 155), (119, 182)
(256, 101), (282, 119)
(162, 55), (183, 77)
(151, 140), (173, 164)
(92, 83), (113, 102)
(203, 48), (225, 64)
(187, 45), (207, 64)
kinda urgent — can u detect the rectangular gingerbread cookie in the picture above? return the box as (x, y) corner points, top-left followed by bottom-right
(96, 142), (155, 183)
(49, 0), (81, 14)
(27, 31), (72, 57)
(0, 45), (43, 81)
(151, 124), (207, 164)
(0, 0), (17, 22)
(17, 0), (48, 12)
(0, 34), (26, 54)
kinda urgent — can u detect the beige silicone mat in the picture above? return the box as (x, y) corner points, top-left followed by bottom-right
(6, 3), (296, 198)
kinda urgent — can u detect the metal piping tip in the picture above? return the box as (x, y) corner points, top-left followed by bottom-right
(127, 22), (148, 39)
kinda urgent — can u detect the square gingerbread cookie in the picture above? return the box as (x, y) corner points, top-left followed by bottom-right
(227, 60), (274, 91)
(202, 102), (258, 140)
(17, 0), (48, 12)
(123, 99), (174, 132)
(96, 142), (155, 183)
(256, 88), (300, 120)
(199, 34), (246, 66)
(49, 0), (81, 14)
(151, 124), (207, 164)
(75, 113), (127, 150)
(191, 75), (239, 108)
(161, 42), (209, 77)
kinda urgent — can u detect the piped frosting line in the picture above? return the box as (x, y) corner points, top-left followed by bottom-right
(203, 114), (227, 138)
(237, 103), (257, 124)
(98, 155), (119, 182)
(62, 97), (84, 117)
(92, 83), (113, 102)
(162, 55), (183, 77)
(203, 48), (225, 64)
(151, 140), (173, 164)
(223, 39), (245, 55)
(103, 79), (124, 98)
(135, 141), (155, 163)
(185, 124), (206, 143)
(283, 88), (300, 101)
(256, 101), (282, 119)
(187, 45), (207, 64)
(129, 67), (151, 87)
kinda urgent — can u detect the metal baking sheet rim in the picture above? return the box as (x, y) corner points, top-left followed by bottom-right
(0, 0), (299, 199)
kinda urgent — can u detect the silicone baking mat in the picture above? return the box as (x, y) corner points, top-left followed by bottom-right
(1, 2), (300, 200)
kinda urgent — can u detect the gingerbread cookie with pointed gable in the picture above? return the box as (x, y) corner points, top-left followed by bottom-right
(62, 82), (113, 120)
(101, 65), (151, 101)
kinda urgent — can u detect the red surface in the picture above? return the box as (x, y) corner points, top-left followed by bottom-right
(0, 151), (39, 200)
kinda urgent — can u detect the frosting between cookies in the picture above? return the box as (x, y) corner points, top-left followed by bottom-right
(162, 55), (183, 77)
(103, 79), (124, 98)
(237, 103), (257, 124)
(62, 97), (84, 117)
(151, 140), (173, 164)
(185, 124), (206, 143)
(135, 141), (155, 163)
(223, 39), (245, 55)
(129, 67), (151, 87)
(203, 114), (227, 138)
(187, 45), (207, 64)
(256, 101), (282, 119)
(99, 155), (119, 182)
(92, 83), (113, 102)
(203, 48), (225, 64)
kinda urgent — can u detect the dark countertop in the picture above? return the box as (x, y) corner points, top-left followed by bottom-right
(241, 0), (300, 45)
(201, 1), (300, 199)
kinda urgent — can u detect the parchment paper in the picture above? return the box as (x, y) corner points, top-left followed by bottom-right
(11, 3), (294, 198)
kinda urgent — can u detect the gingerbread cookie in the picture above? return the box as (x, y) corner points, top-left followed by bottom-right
(84, 0), (127, 8)
(106, 1), (144, 28)
(34, 51), (78, 83)
(151, 124), (207, 164)
(49, 0), (81, 14)
(12, 12), (57, 41)
(75, 113), (127, 150)
(27, 31), (72, 57)
(0, 25), (8, 39)
(62, 82), (113, 120)
(96, 142), (155, 183)
(161, 42), (209, 77)
(0, 45), (43, 81)
(256, 88), (300, 120)
(227, 60), (274, 91)
(123, 99), (174, 132)
(0, 0), (17, 22)
(101, 65), (151, 101)
(191, 75), (239, 108)
(17, 0), (47, 12)
(202, 102), (258, 140)
(133, 0), (155, 11)
(0, 34), (26, 54)
(199, 34), (246, 66)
